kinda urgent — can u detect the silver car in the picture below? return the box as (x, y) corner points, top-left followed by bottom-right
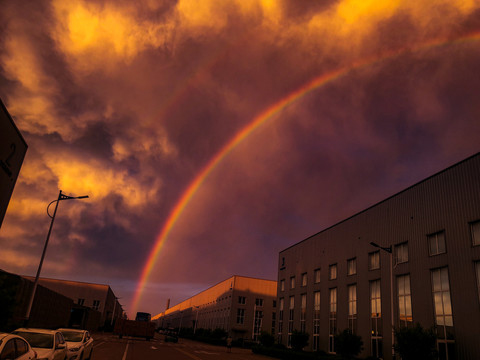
(12, 329), (67, 360)
(56, 330), (92, 360)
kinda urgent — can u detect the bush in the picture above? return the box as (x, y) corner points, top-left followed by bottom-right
(291, 330), (309, 352)
(259, 331), (275, 347)
(395, 323), (437, 360)
(334, 329), (363, 359)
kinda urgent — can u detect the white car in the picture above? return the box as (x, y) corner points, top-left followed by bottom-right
(12, 329), (67, 360)
(0, 333), (37, 360)
(56, 329), (93, 360)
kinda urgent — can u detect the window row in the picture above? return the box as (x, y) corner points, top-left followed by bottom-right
(280, 221), (480, 292)
(278, 264), (475, 360)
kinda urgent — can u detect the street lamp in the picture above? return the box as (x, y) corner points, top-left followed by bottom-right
(25, 190), (89, 323)
(370, 242), (395, 360)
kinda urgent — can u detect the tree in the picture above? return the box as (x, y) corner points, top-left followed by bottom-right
(335, 329), (363, 359)
(290, 330), (309, 352)
(395, 324), (437, 360)
(259, 331), (275, 347)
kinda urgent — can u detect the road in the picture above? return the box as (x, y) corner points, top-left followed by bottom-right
(91, 333), (274, 360)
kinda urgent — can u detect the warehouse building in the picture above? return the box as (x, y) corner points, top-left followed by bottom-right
(277, 153), (480, 360)
(153, 275), (277, 341)
(23, 276), (123, 329)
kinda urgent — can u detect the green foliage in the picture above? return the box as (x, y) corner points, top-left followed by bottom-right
(291, 330), (309, 352)
(334, 329), (363, 359)
(259, 331), (275, 347)
(395, 323), (437, 360)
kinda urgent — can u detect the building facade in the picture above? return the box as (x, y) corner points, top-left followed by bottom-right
(24, 276), (123, 329)
(276, 153), (480, 360)
(154, 276), (277, 341)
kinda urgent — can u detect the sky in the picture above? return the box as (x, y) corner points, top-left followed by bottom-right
(0, 0), (479, 318)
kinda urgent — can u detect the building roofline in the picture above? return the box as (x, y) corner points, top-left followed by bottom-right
(22, 275), (110, 290)
(159, 275), (276, 314)
(280, 152), (480, 254)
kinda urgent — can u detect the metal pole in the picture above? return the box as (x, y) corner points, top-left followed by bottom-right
(25, 190), (62, 322)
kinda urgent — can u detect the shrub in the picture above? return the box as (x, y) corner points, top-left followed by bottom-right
(291, 330), (309, 352)
(259, 331), (275, 347)
(334, 329), (363, 359)
(395, 323), (437, 360)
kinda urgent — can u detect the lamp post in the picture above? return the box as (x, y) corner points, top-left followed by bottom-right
(370, 242), (395, 360)
(25, 190), (89, 323)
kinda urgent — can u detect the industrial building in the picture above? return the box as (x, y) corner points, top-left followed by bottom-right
(276, 153), (480, 360)
(23, 276), (123, 329)
(153, 276), (277, 341)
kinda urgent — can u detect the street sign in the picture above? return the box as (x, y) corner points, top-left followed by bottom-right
(0, 98), (28, 228)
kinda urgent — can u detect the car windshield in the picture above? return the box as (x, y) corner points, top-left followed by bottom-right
(61, 332), (83, 342)
(13, 332), (53, 349)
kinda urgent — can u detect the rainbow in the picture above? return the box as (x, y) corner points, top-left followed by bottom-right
(130, 31), (480, 314)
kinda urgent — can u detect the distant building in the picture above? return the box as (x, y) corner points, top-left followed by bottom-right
(276, 153), (480, 359)
(153, 275), (277, 341)
(23, 276), (123, 329)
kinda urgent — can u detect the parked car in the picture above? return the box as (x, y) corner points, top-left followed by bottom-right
(12, 329), (67, 360)
(56, 329), (93, 360)
(0, 333), (37, 360)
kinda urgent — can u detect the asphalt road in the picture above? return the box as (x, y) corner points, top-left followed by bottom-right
(91, 333), (274, 360)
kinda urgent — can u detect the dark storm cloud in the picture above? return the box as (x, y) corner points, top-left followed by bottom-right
(0, 0), (479, 315)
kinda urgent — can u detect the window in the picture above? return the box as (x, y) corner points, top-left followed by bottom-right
(313, 291), (321, 351)
(236, 308), (245, 324)
(314, 268), (321, 283)
(238, 296), (246, 304)
(397, 274), (413, 327)
(302, 272), (307, 287)
(280, 279), (285, 292)
(255, 298), (264, 307)
(431, 267), (455, 360)
(271, 312), (276, 335)
(395, 242), (409, 264)
(278, 298), (284, 336)
(329, 288), (337, 353)
(0, 340), (15, 359)
(428, 231), (446, 256)
(273, 300), (277, 308)
(15, 338), (29, 356)
(329, 264), (337, 280)
(348, 284), (357, 333)
(78, 298), (85, 306)
(471, 221), (480, 246)
(92, 300), (100, 310)
(290, 276), (295, 289)
(253, 310), (263, 341)
(288, 296), (295, 347)
(370, 280), (383, 359)
(369, 251), (380, 270)
(347, 258), (357, 276)
(300, 293), (307, 332)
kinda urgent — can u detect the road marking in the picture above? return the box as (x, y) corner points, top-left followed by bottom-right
(121, 341), (130, 360)
(150, 346), (158, 349)
(195, 350), (218, 355)
(175, 347), (203, 360)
